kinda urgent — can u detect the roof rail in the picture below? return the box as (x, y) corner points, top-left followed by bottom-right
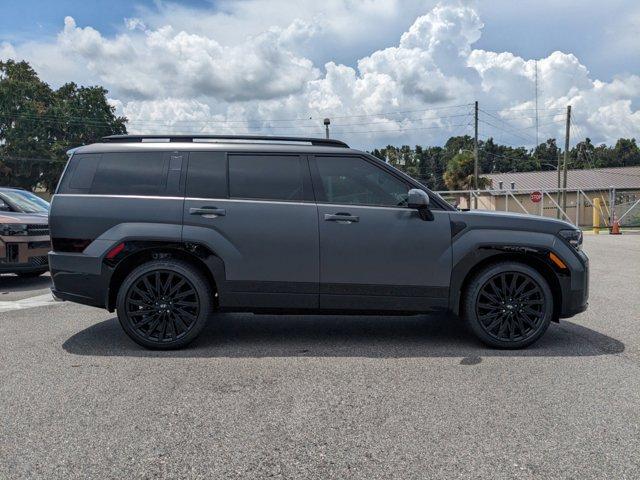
(101, 134), (349, 148)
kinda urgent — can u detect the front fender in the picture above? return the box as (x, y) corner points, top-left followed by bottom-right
(448, 228), (578, 315)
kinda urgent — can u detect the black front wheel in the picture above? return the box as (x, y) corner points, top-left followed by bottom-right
(463, 262), (554, 348)
(116, 259), (213, 349)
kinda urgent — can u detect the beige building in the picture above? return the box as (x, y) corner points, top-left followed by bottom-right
(439, 165), (640, 228)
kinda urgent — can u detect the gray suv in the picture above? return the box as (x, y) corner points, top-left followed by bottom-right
(49, 135), (589, 349)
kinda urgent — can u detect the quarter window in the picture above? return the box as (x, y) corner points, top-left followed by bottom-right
(91, 152), (167, 196)
(229, 154), (305, 201)
(315, 156), (410, 207)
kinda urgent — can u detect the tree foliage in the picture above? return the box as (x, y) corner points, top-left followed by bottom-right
(0, 60), (127, 191)
(372, 134), (640, 191)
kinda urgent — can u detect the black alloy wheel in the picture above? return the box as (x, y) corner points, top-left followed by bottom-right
(463, 262), (553, 348)
(476, 271), (545, 342)
(125, 270), (199, 343)
(117, 259), (212, 349)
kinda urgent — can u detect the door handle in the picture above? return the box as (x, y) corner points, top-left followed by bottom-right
(189, 207), (226, 218)
(324, 213), (359, 223)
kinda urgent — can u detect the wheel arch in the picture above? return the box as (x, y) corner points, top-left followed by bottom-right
(451, 248), (564, 322)
(105, 241), (225, 312)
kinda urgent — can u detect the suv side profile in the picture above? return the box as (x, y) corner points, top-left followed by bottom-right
(49, 135), (589, 349)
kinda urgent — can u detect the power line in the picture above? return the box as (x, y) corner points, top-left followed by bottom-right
(0, 111), (473, 130)
(0, 103), (474, 126)
(478, 118), (536, 144)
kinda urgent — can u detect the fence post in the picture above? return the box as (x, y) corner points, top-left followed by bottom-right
(593, 197), (600, 234)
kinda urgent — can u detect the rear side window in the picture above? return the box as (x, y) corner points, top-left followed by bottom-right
(229, 154), (306, 202)
(186, 152), (228, 198)
(91, 152), (167, 196)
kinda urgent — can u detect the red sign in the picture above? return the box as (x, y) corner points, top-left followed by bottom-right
(530, 191), (543, 203)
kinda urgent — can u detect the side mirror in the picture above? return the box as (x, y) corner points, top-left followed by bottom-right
(408, 189), (430, 209)
(407, 188), (434, 221)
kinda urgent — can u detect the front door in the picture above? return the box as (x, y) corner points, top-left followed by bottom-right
(183, 151), (319, 309)
(311, 155), (452, 312)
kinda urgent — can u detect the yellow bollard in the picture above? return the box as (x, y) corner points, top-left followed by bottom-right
(593, 197), (600, 234)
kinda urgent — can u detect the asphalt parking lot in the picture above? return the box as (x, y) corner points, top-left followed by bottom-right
(1, 235), (639, 479)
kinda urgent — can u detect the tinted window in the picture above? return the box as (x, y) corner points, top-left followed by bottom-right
(91, 152), (167, 195)
(315, 156), (409, 207)
(229, 154), (304, 201)
(186, 152), (228, 198)
(69, 154), (100, 190)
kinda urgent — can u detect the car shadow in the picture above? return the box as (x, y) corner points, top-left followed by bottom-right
(62, 313), (625, 359)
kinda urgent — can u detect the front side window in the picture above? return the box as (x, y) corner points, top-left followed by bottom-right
(229, 154), (305, 201)
(315, 156), (410, 207)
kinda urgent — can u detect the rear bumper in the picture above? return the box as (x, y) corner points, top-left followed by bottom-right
(48, 251), (108, 309)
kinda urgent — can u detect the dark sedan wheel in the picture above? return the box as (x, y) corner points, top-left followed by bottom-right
(463, 262), (553, 348)
(117, 259), (213, 349)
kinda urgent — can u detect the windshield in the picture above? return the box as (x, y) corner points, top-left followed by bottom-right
(1, 191), (50, 213)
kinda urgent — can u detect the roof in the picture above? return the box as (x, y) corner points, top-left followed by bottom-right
(484, 165), (640, 191)
(102, 134), (349, 148)
(72, 140), (359, 156)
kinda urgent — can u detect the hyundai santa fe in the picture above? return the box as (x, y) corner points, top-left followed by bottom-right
(49, 135), (589, 349)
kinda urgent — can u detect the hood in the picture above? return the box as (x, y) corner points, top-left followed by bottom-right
(0, 212), (49, 224)
(454, 209), (576, 235)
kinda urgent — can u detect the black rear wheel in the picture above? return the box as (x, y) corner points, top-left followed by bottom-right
(117, 259), (213, 349)
(463, 262), (553, 348)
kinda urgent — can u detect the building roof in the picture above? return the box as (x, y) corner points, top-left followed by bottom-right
(485, 165), (640, 191)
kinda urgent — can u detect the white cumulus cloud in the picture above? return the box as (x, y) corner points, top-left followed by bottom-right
(1, 1), (639, 149)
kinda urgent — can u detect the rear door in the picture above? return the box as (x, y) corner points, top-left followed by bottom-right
(311, 155), (452, 312)
(182, 151), (319, 309)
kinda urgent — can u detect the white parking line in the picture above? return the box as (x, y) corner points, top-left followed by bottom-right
(0, 293), (61, 312)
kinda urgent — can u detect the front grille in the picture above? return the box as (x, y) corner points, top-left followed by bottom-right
(4, 244), (19, 263)
(26, 224), (49, 236)
(28, 256), (48, 267)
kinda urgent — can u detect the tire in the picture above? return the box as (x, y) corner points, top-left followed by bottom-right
(16, 269), (47, 278)
(462, 261), (553, 349)
(116, 259), (213, 350)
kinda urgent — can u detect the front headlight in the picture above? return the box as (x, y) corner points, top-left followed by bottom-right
(0, 224), (28, 236)
(559, 229), (583, 251)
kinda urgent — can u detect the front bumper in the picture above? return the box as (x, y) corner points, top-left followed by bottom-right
(0, 236), (50, 273)
(559, 250), (589, 318)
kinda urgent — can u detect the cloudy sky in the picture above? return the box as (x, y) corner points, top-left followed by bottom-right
(2, 0), (639, 149)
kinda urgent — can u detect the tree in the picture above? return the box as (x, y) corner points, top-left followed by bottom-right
(611, 138), (640, 167)
(443, 150), (490, 191)
(0, 60), (127, 191)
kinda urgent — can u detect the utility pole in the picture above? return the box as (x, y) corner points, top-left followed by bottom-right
(556, 150), (561, 219)
(324, 118), (330, 139)
(534, 60), (539, 150)
(473, 100), (479, 209)
(562, 105), (571, 215)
